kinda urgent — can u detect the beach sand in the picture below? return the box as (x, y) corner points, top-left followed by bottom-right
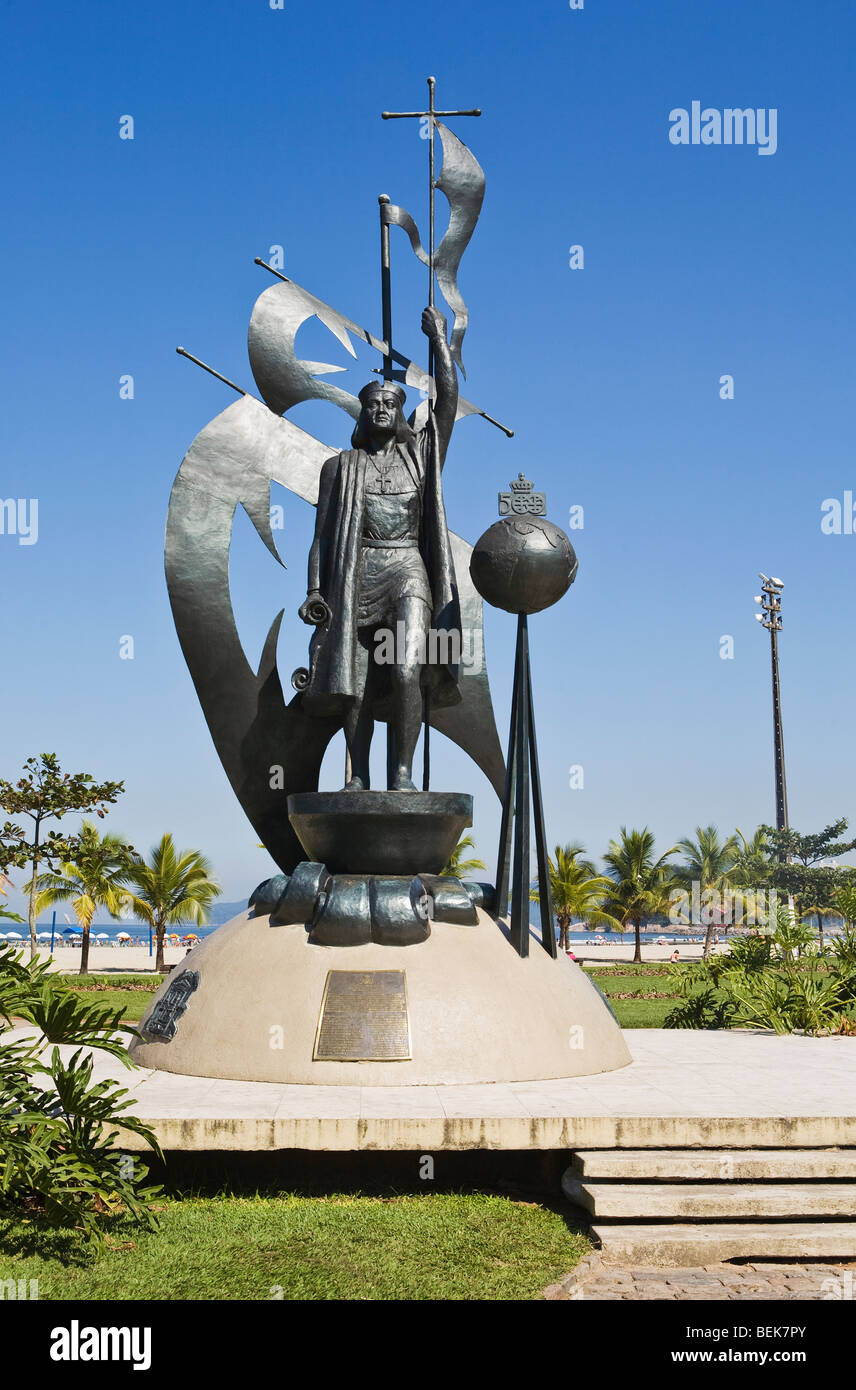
(22, 939), (731, 973)
(27, 946), (192, 974)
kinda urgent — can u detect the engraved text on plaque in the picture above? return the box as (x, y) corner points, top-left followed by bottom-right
(313, 970), (411, 1061)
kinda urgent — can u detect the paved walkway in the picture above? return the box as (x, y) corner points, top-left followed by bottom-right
(545, 1255), (856, 1300)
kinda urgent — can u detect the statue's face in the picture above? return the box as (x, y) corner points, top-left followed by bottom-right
(362, 391), (401, 438)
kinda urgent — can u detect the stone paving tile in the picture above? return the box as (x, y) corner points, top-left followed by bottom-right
(546, 1260), (856, 1301)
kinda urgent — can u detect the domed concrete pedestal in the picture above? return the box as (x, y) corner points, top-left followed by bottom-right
(130, 907), (631, 1086)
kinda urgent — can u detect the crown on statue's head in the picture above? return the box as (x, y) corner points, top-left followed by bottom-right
(358, 380), (407, 407)
(510, 473), (533, 492)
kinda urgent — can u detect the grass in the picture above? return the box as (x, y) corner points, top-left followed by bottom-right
(586, 961), (691, 1028)
(49, 973), (161, 1023)
(607, 997), (678, 1028)
(0, 1192), (590, 1301)
(46, 968), (694, 1029)
(588, 971), (674, 992)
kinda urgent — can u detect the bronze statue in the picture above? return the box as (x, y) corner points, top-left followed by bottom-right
(299, 306), (462, 791)
(167, 80), (510, 875)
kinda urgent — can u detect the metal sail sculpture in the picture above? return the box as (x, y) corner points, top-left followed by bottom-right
(166, 81), (509, 874)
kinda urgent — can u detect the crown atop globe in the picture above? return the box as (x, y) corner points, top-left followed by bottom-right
(469, 478), (578, 615)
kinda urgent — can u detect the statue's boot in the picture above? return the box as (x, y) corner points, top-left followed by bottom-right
(390, 769), (417, 792)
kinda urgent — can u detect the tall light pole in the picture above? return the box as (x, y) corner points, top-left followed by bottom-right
(754, 575), (788, 835)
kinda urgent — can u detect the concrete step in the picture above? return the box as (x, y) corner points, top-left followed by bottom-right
(592, 1221), (856, 1267)
(571, 1148), (856, 1181)
(565, 1176), (856, 1219)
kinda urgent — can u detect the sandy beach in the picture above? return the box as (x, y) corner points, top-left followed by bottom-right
(26, 946), (194, 974)
(18, 939), (735, 973)
(571, 942), (731, 964)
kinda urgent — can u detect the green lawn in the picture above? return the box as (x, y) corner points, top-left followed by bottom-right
(0, 1192), (590, 1300)
(51, 974), (161, 1023)
(607, 997), (677, 1027)
(585, 962), (686, 1028)
(588, 971), (674, 992)
(50, 968), (690, 1029)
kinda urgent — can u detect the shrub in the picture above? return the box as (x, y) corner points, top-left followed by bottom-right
(664, 908), (856, 1035)
(0, 945), (163, 1249)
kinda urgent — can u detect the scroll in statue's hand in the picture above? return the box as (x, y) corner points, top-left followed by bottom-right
(299, 592), (332, 626)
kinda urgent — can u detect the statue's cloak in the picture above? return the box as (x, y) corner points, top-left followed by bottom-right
(305, 414), (462, 717)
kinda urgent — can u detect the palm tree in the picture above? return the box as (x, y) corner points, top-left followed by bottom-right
(733, 826), (773, 885)
(122, 834), (220, 972)
(602, 828), (678, 964)
(674, 825), (740, 959)
(530, 843), (621, 952)
(731, 826), (775, 930)
(25, 821), (134, 974)
(441, 834), (486, 879)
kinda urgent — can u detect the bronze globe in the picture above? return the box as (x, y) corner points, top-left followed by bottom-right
(469, 516), (578, 614)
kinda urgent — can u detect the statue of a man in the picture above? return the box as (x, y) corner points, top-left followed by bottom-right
(298, 306), (462, 791)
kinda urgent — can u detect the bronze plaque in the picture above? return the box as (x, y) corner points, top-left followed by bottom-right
(313, 970), (411, 1061)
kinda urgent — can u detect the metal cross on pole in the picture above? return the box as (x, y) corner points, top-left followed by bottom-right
(382, 76), (481, 323)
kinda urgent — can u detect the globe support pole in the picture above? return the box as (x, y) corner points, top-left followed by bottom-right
(495, 614), (556, 959)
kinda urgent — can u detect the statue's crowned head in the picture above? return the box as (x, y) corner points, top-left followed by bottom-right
(351, 380), (414, 448)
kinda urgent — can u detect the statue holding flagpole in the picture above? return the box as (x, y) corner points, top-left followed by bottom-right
(297, 304), (461, 792)
(167, 77), (511, 871)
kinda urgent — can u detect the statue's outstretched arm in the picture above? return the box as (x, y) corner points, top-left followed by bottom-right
(421, 306), (458, 463)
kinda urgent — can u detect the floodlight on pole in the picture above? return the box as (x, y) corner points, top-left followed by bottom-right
(754, 575), (788, 837)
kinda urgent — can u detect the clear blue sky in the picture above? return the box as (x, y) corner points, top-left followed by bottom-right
(2, 0), (853, 913)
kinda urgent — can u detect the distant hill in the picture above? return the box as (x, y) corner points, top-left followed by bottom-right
(206, 899), (247, 926)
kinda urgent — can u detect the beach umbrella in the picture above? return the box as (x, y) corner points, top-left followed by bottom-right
(6, 931), (23, 939)
(116, 931), (132, 941)
(63, 926), (83, 936)
(183, 933), (199, 941)
(95, 932), (110, 940)
(37, 931), (52, 940)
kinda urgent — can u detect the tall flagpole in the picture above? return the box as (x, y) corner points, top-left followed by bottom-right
(423, 76), (436, 792)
